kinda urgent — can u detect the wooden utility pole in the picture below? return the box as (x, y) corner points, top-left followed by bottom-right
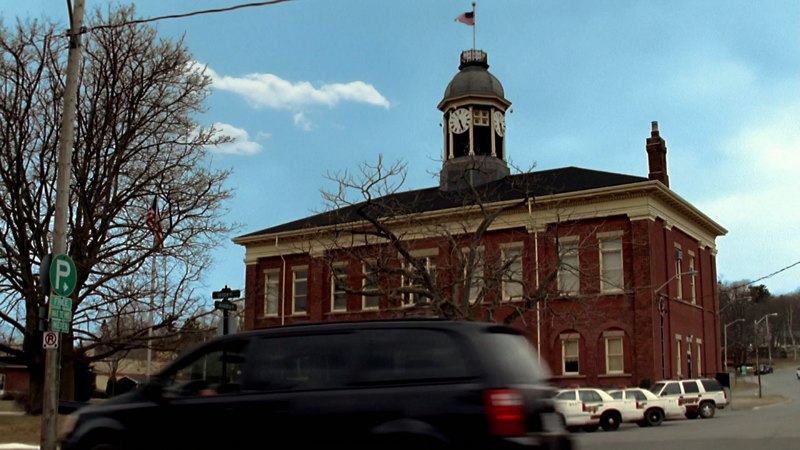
(41, 1), (85, 449)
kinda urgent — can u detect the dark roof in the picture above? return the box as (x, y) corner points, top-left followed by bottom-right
(236, 166), (647, 239)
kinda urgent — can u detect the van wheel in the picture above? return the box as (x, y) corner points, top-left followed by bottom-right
(645, 408), (664, 426)
(600, 411), (622, 431)
(699, 401), (716, 419)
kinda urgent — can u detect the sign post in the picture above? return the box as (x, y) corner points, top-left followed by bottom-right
(213, 286), (240, 336)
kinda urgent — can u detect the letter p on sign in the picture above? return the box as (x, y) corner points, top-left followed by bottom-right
(49, 254), (77, 297)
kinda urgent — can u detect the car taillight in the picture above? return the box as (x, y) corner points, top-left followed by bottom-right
(678, 396), (684, 406)
(483, 389), (527, 437)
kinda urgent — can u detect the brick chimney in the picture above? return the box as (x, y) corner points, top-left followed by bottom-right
(646, 121), (669, 187)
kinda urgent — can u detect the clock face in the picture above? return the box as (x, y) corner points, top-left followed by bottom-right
(493, 111), (506, 137)
(448, 108), (472, 134)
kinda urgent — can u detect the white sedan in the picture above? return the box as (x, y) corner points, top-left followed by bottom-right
(608, 387), (687, 426)
(554, 387), (640, 432)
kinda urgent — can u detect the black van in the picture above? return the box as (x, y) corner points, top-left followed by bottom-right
(60, 319), (571, 450)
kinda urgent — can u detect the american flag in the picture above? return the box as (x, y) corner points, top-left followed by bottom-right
(146, 196), (164, 250)
(455, 11), (475, 26)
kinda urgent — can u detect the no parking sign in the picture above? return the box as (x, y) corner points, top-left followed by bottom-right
(43, 331), (59, 349)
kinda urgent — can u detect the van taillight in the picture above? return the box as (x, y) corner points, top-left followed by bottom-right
(582, 402), (587, 412)
(483, 389), (527, 437)
(636, 401), (642, 409)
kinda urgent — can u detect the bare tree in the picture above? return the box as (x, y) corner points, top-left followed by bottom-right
(312, 155), (622, 327)
(0, 6), (235, 411)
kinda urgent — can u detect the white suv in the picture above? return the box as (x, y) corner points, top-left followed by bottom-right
(649, 378), (728, 419)
(608, 387), (686, 426)
(554, 387), (640, 432)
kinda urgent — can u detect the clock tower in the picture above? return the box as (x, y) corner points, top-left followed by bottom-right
(438, 50), (511, 191)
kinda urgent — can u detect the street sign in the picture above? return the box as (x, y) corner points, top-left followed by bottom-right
(51, 319), (70, 333)
(214, 299), (237, 311)
(49, 294), (73, 333)
(42, 331), (58, 349)
(49, 254), (77, 296)
(212, 285), (240, 299)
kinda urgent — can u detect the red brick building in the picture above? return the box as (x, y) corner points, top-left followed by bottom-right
(233, 50), (727, 388)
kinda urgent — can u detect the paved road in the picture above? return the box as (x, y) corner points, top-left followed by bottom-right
(572, 362), (800, 450)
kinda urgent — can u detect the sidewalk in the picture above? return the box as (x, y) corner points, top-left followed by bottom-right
(728, 374), (786, 410)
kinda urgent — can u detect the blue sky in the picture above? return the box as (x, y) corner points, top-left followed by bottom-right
(5, 1), (800, 298)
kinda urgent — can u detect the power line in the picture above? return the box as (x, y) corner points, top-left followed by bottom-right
(86, 0), (296, 33)
(731, 259), (800, 290)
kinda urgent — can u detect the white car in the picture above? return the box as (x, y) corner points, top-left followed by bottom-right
(649, 378), (728, 419)
(608, 387), (686, 426)
(796, 367), (800, 379)
(554, 387), (640, 432)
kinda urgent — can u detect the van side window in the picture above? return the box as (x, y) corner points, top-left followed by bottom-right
(354, 329), (469, 384)
(162, 340), (248, 397)
(247, 333), (352, 391)
(663, 383), (681, 396)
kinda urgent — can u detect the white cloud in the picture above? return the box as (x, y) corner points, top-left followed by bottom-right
(207, 123), (263, 155)
(293, 112), (313, 131)
(206, 67), (390, 110)
(701, 99), (800, 292)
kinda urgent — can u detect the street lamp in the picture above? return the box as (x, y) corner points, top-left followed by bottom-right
(655, 270), (698, 379)
(724, 318), (744, 373)
(755, 312), (778, 398)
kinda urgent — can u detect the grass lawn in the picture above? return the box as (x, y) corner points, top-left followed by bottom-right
(0, 400), (68, 445)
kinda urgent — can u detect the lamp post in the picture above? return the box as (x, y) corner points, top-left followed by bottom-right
(755, 313), (778, 398)
(766, 315), (775, 364)
(654, 270), (698, 379)
(724, 318), (744, 373)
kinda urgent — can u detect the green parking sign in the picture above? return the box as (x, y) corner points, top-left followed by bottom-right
(49, 254), (77, 297)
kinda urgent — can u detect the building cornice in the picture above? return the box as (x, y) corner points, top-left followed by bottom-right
(234, 180), (727, 262)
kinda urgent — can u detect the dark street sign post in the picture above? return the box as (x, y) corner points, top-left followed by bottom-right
(213, 286), (240, 335)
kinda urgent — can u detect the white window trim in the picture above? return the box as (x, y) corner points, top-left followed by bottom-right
(292, 266), (308, 316)
(330, 263), (348, 312)
(674, 245), (683, 299)
(557, 237), (580, 295)
(599, 235), (624, 294)
(676, 338), (682, 377)
(462, 246), (485, 304)
(688, 251), (697, 304)
(605, 335), (624, 374)
(401, 251), (437, 307)
(263, 269), (280, 317)
(560, 333), (580, 375)
(500, 243), (524, 301)
(362, 262), (380, 310)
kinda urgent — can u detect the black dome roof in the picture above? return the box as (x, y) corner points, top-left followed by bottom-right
(442, 50), (506, 102)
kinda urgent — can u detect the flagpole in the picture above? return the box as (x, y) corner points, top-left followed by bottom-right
(472, 1), (476, 50)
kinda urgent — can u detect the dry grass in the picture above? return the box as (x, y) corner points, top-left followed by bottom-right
(0, 400), (70, 445)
